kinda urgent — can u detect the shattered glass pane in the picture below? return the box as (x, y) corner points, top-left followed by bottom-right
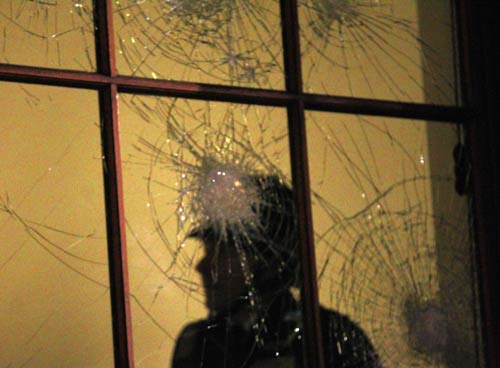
(307, 112), (480, 367)
(299, 0), (458, 104)
(0, 1), (96, 71)
(119, 96), (304, 366)
(113, 0), (284, 88)
(0, 83), (113, 367)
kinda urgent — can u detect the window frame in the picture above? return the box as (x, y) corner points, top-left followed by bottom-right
(0, 0), (498, 367)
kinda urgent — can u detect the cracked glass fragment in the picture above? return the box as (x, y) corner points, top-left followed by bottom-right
(0, 82), (113, 367)
(307, 112), (480, 367)
(0, 1), (96, 70)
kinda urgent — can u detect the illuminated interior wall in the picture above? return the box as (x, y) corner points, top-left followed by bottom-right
(0, 83), (114, 367)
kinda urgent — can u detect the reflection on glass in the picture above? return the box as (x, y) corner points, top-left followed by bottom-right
(0, 1), (96, 71)
(119, 97), (299, 366)
(0, 83), (113, 367)
(299, 0), (457, 104)
(307, 112), (480, 367)
(113, 1), (284, 89)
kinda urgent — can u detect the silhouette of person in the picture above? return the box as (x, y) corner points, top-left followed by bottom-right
(172, 175), (381, 367)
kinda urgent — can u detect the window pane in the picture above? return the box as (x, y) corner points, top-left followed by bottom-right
(307, 113), (480, 367)
(299, 0), (458, 105)
(113, 1), (284, 89)
(0, 83), (113, 367)
(119, 96), (306, 366)
(0, 1), (96, 71)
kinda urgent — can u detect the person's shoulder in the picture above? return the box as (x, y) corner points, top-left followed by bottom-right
(177, 319), (210, 338)
(319, 307), (382, 367)
(173, 319), (211, 367)
(320, 307), (364, 334)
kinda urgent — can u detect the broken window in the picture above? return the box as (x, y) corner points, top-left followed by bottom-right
(0, 1), (482, 367)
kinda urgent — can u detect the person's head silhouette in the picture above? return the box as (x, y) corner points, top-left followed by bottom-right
(189, 175), (299, 314)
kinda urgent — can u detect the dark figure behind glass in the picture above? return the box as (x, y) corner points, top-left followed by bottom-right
(172, 175), (381, 367)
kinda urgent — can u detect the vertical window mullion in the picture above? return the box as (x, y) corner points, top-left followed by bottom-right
(280, 1), (325, 367)
(94, 1), (135, 367)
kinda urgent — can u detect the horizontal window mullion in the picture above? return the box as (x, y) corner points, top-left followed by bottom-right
(0, 63), (109, 89)
(0, 63), (471, 123)
(303, 94), (473, 123)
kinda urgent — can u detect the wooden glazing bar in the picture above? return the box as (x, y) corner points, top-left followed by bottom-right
(303, 93), (473, 123)
(288, 101), (326, 368)
(280, 1), (325, 367)
(94, 1), (134, 366)
(0, 62), (471, 123)
(99, 85), (134, 368)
